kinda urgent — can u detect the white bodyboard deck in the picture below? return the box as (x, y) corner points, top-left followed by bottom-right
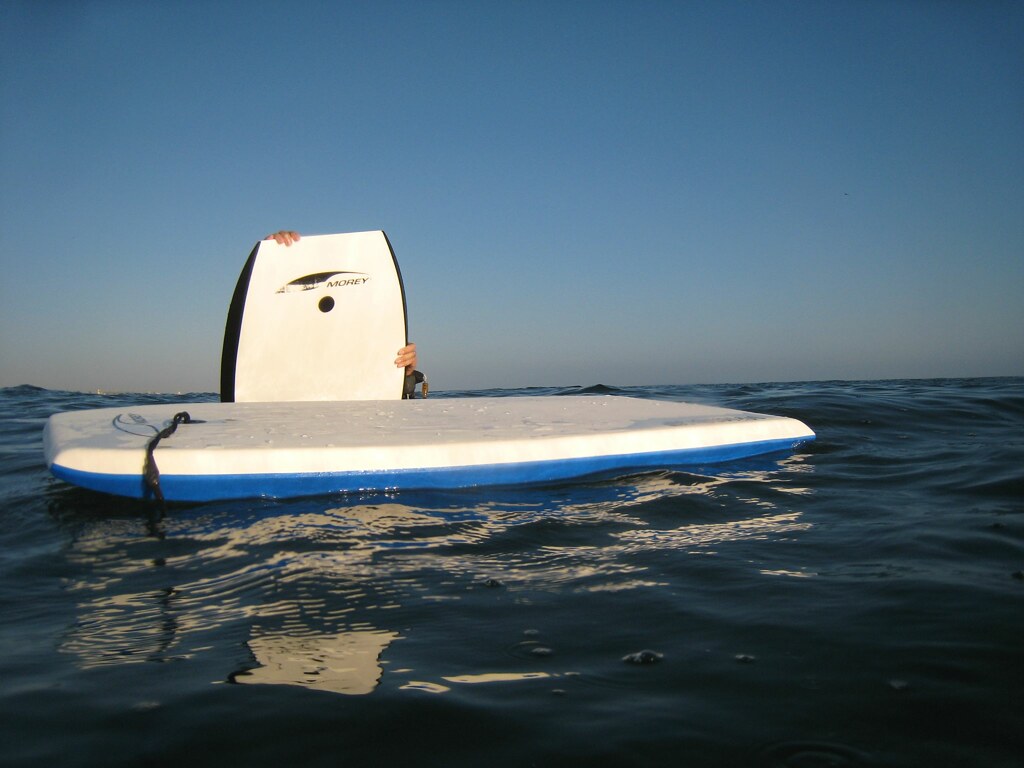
(220, 231), (407, 402)
(44, 395), (815, 502)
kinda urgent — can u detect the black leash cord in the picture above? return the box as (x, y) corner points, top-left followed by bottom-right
(143, 412), (200, 503)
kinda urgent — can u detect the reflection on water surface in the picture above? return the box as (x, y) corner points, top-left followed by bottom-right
(57, 460), (813, 693)
(233, 628), (400, 695)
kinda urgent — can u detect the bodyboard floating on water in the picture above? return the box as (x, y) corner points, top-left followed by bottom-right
(44, 395), (815, 502)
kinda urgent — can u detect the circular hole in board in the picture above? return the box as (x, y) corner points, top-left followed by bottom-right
(318, 296), (335, 313)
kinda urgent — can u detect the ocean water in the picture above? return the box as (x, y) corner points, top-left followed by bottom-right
(1, 379), (1021, 768)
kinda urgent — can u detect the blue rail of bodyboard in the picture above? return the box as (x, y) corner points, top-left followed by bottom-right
(49, 435), (814, 502)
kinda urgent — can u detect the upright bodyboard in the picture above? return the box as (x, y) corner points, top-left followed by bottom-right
(221, 231), (407, 402)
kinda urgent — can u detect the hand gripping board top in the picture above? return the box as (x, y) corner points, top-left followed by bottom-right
(220, 231), (408, 402)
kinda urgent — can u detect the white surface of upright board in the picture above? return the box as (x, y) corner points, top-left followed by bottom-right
(44, 395), (816, 502)
(220, 231), (407, 403)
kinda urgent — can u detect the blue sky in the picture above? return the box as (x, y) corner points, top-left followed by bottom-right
(2, 0), (1021, 393)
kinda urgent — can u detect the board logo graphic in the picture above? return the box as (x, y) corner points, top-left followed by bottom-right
(113, 412), (160, 436)
(276, 271), (370, 293)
